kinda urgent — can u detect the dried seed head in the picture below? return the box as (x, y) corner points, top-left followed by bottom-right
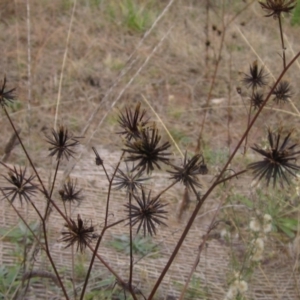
(248, 129), (300, 187)
(0, 76), (16, 107)
(1, 166), (38, 204)
(272, 80), (292, 104)
(60, 178), (83, 203)
(117, 102), (149, 140)
(125, 188), (168, 236)
(45, 126), (81, 161)
(259, 0), (297, 18)
(251, 91), (265, 110)
(60, 214), (96, 252)
(123, 127), (171, 174)
(113, 163), (150, 193)
(168, 152), (207, 191)
(242, 60), (268, 90)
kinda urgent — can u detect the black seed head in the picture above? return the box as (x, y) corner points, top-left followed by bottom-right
(60, 214), (96, 252)
(113, 164), (150, 193)
(45, 126), (81, 161)
(242, 61), (268, 90)
(259, 0), (296, 18)
(248, 129), (300, 187)
(251, 91), (265, 110)
(125, 188), (168, 236)
(123, 126), (171, 174)
(272, 81), (292, 104)
(1, 166), (38, 204)
(0, 76), (16, 107)
(168, 152), (207, 191)
(117, 102), (149, 140)
(59, 178), (83, 203)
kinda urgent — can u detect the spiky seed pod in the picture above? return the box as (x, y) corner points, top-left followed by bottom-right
(168, 152), (207, 191)
(0, 76), (16, 107)
(60, 214), (96, 252)
(59, 179), (83, 203)
(242, 61), (268, 90)
(123, 127), (171, 174)
(272, 81), (292, 104)
(248, 129), (300, 187)
(1, 166), (38, 204)
(259, 0), (296, 18)
(45, 126), (80, 161)
(117, 102), (149, 140)
(251, 91), (265, 110)
(113, 164), (150, 193)
(125, 188), (168, 236)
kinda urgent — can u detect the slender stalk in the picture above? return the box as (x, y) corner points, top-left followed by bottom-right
(69, 201), (76, 300)
(128, 192), (138, 300)
(44, 159), (60, 221)
(227, 50), (232, 151)
(26, 0), (32, 132)
(155, 180), (178, 199)
(244, 89), (254, 155)
(178, 230), (211, 300)
(196, 29), (226, 153)
(205, 0), (210, 72)
(49, 160), (60, 198)
(80, 153), (126, 300)
(148, 51), (300, 300)
(278, 15), (286, 69)
(215, 169), (248, 185)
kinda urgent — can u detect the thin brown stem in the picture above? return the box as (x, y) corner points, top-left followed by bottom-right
(43, 159), (60, 222)
(69, 201), (76, 299)
(128, 192), (138, 300)
(41, 219), (70, 299)
(227, 50), (232, 152)
(155, 180), (178, 199)
(244, 89), (254, 155)
(215, 169), (248, 185)
(178, 229), (212, 300)
(278, 15), (286, 69)
(80, 152), (126, 300)
(205, 0), (210, 72)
